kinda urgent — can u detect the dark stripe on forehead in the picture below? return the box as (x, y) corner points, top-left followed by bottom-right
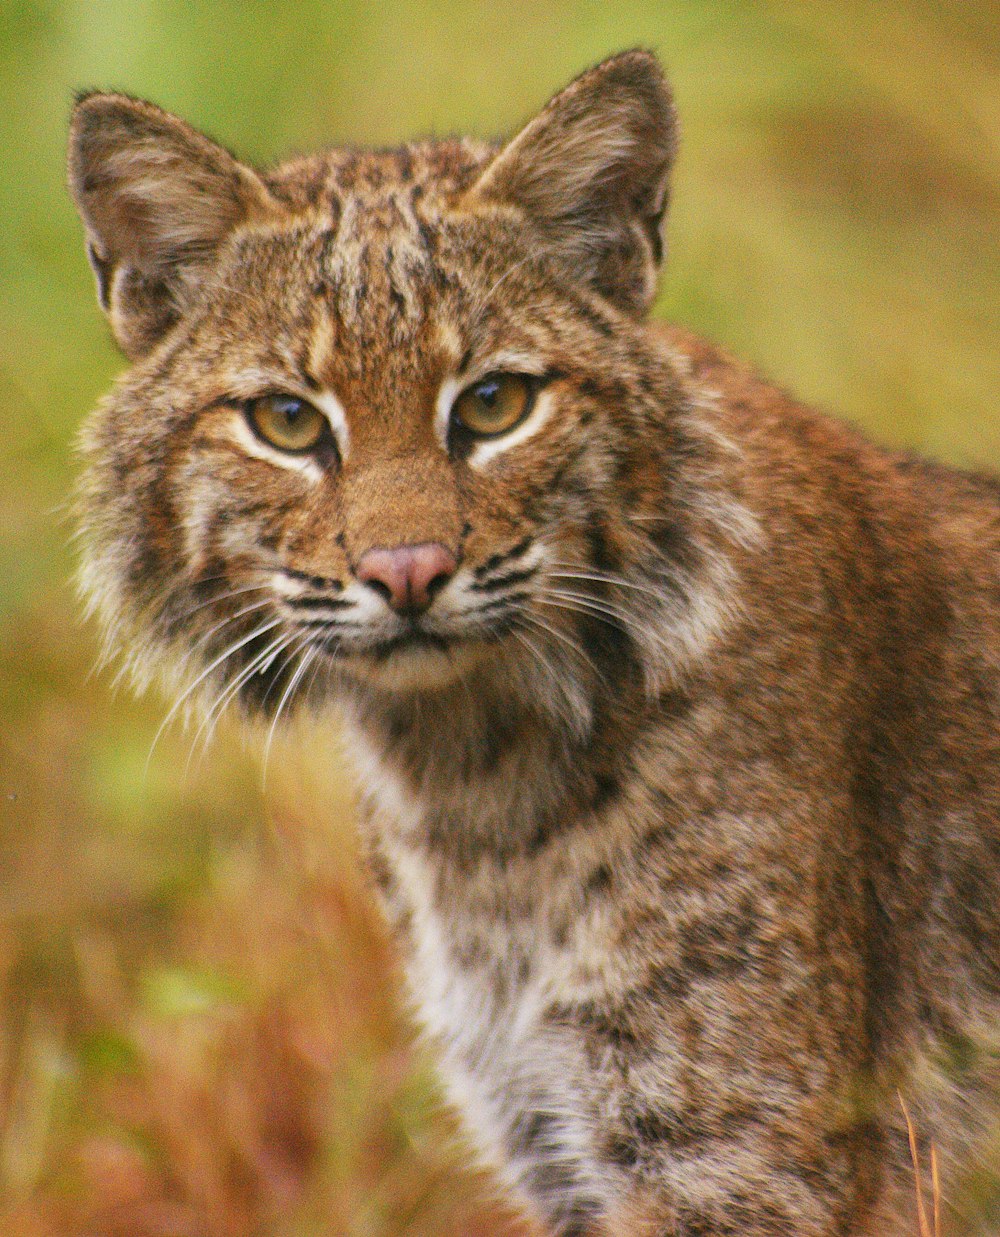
(403, 186), (436, 263)
(321, 188), (443, 342)
(385, 243), (409, 324)
(352, 243), (370, 319)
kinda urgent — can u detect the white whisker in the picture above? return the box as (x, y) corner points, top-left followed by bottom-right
(261, 639), (317, 789)
(539, 588), (678, 671)
(144, 617), (283, 777)
(508, 623), (560, 686)
(473, 244), (558, 314)
(541, 587), (633, 626)
(153, 597), (277, 702)
(181, 582), (268, 621)
(517, 607), (600, 681)
(186, 629), (300, 771)
(546, 563), (666, 601)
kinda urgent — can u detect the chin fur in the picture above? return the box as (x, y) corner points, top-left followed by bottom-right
(339, 639), (487, 693)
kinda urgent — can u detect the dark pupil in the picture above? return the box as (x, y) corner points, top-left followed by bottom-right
(276, 398), (301, 425)
(477, 380), (500, 408)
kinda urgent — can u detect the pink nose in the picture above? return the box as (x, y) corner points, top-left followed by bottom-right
(356, 542), (457, 614)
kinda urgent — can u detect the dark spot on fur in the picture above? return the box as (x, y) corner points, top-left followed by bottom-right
(544, 443), (589, 497)
(475, 722), (508, 776)
(451, 935), (486, 969)
(570, 293), (616, 338)
(125, 539), (162, 595)
(559, 1213), (600, 1237)
(547, 999), (641, 1051)
(605, 1130), (641, 1168)
(590, 772), (621, 812)
(584, 863), (613, 897)
(673, 1211), (734, 1237)
(629, 1104), (686, 1147)
(655, 688), (691, 720)
(577, 609), (636, 673)
(584, 513), (619, 575)
(679, 897), (760, 981)
(510, 1109), (556, 1156)
(637, 823), (675, 858)
(412, 211), (438, 263)
(524, 820), (553, 857)
(643, 961), (690, 1003)
(365, 848), (397, 901)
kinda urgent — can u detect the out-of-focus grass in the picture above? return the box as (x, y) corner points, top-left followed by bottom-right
(0, 2), (996, 1233)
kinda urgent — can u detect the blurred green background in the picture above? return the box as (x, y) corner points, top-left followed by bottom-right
(1, 2), (997, 1234)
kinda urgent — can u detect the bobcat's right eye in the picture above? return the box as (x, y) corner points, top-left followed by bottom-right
(246, 395), (327, 454)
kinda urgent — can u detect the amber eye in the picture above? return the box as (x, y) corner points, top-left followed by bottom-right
(246, 395), (326, 453)
(450, 373), (537, 438)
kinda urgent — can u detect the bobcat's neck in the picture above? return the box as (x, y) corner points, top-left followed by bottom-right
(338, 640), (654, 868)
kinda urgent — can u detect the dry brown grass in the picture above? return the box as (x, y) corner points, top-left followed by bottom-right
(900, 1092), (942, 1237)
(0, 746), (538, 1236)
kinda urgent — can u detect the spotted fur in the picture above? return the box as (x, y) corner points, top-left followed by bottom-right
(69, 51), (1000, 1236)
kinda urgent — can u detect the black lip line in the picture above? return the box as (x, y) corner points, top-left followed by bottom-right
(475, 591), (531, 614)
(306, 610), (530, 660)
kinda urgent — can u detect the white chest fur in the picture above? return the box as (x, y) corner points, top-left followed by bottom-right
(346, 727), (619, 1220)
(391, 840), (614, 1220)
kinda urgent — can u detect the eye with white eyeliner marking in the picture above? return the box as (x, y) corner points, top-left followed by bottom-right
(449, 373), (540, 440)
(245, 394), (328, 454)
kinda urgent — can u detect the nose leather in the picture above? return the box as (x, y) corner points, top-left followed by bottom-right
(356, 542), (457, 613)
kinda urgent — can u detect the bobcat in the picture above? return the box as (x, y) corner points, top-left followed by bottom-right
(68, 50), (1000, 1237)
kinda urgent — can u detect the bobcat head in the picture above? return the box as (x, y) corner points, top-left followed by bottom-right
(70, 51), (746, 736)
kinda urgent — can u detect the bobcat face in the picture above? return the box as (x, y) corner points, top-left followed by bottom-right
(72, 55), (740, 725)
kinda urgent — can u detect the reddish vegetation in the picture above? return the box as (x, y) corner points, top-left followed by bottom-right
(0, 783), (537, 1236)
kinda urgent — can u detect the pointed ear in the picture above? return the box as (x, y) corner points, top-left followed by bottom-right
(472, 50), (677, 316)
(68, 93), (275, 357)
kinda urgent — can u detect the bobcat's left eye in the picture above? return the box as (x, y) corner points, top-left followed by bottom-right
(451, 373), (537, 438)
(246, 395), (326, 453)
